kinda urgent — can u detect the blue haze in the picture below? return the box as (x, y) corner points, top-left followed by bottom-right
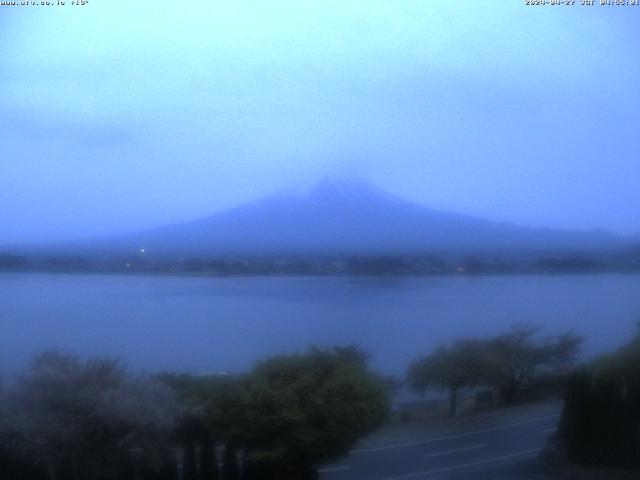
(1, 2), (640, 245)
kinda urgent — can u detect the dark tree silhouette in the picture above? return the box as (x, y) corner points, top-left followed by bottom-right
(558, 326), (640, 467)
(182, 439), (198, 480)
(199, 431), (219, 480)
(222, 441), (240, 480)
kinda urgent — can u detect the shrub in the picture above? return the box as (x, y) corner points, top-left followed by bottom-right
(240, 346), (389, 479)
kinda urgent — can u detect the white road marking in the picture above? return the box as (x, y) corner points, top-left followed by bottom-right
(377, 448), (542, 480)
(319, 466), (351, 473)
(541, 427), (557, 433)
(351, 414), (559, 454)
(423, 443), (487, 458)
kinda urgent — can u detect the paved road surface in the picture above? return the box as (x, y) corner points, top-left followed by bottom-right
(320, 402), (566, 480)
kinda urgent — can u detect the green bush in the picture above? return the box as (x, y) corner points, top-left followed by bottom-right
(240, 346), (389, 479)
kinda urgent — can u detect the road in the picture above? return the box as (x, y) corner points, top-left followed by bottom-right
(319, 401), (566, 480)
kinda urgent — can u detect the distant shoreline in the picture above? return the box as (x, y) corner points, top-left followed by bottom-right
(2, 251), (639, 278)
(2, 268), (639, 279)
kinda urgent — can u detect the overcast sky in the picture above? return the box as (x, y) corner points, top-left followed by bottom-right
(1, 1), (639, 245)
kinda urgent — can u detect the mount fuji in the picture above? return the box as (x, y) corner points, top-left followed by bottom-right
(59, 178), (634, 258)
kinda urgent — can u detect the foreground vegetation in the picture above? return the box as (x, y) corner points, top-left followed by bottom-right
(3, 324), (638, 479)
(407, 325), (583, 416)
(553, 326), (640, 469)
(0, 347), (388, 480)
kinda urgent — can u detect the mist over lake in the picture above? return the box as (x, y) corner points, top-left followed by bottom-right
(2, 272), (638, 379)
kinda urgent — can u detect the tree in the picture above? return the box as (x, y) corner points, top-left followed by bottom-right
(199, 430), (219, 480)
(407, 339), (486, 417)
(240, 346), (389, 479)
(158, 373), (244, 480)
(482, 325), (583, 403)
(407, 327), (582, 413)
(557, 324), (640, 467)
(182, 439), (197, 480)
(2, 352), (183, 480)
(222, 440), (240, 480)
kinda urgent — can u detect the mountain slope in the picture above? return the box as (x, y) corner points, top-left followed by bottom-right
(70, 178), (633, 258)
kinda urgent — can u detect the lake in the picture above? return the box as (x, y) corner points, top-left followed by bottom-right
(1, 273), (639, 379)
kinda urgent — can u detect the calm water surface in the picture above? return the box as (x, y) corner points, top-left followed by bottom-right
(1, 273), (639, 377)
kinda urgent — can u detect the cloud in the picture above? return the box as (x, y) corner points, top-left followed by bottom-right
(0, 1), (639, 243)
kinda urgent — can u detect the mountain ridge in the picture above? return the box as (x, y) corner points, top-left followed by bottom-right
(54, 178), (638, 258)
(5, 178), (638, 258)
